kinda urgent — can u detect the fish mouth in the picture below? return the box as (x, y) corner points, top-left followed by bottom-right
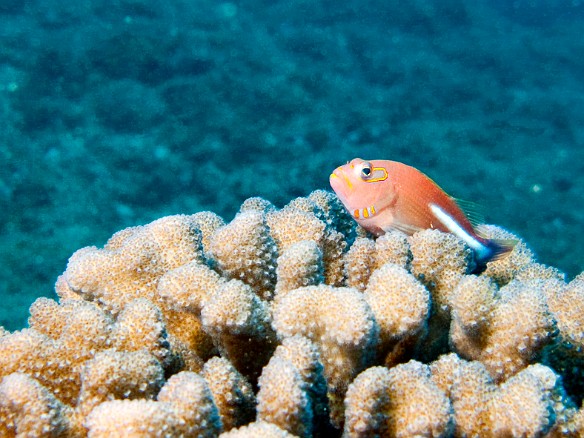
(329, 168), (353, 197)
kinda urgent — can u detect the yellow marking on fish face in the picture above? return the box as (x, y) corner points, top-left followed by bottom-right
(363, 166), (389, 183)
(341, 172), (353, 190)
(353, 206), (377, 220)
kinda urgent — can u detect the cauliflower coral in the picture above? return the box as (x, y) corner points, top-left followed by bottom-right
(1, 189), (583, 437)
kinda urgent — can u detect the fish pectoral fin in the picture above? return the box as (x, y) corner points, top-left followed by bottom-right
(383, 220), (425, 236)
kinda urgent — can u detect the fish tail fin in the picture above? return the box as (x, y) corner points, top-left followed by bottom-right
(475, 238), (518, 268)
(486, 238), (518, 262)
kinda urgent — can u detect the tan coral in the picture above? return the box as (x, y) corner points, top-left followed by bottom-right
(364, 263), (431, 366)
(479, 280), (554, 381)
(430, 353), (492, 436)
(267, 206), (327, 253)
(274, 240), (323, 299)
(27, 297), (63, 336)
(202, 356), (256, 431)
(407, 230), (474, 361)
(85, 399), (180, 437)
(77, 349), (165, 417)
(157, 371), (223, 436)
(0, 372), (73, 438)
(285, 196), (327, 217)
(2, 190), (582, 436)
(103, 225), (140, 250)
(321, 229), (347, 286)
(449, 275), (498, 360)
(38, 300), (113, 404)
(307, 189), (356, 238)
(385, 361), (453, 437)
(272, 336), (331, 434)
(271, 285), (378, 428)
(0, 329), (59, 396)
(575, 272), (584, 282)
(564, 400), (584, 436)
(409, 229), (473, 314)
(239, 196), (276, 214)
(219, 421), (297, 438)
(64, 215), (205, 315)
(430, 353), (562, 437)
(3, 297), (178, 415)
(287, 196), (349, 287)
(110, 298), (174, 369)
(54, 274), (82, 301)
(156, 261), (224, 362)
(267, 201), (347, 286)
(541, 275), (584, 408)
(210, 211), (278, 300)
(343, 237), (376, 292)
(141, 215), (206, 269)
(281, 197), (348, 286)
(85, 371), (221, 437)
(256, 356), (312, 437)
(487, 363), (558, 437)
(29, 298), (112, 351)
(4, 299), (113, 406)
(450, 277), (555, 381)
(546, 276), (584, 350)
(478, 224), (535, 286)
(374, 229), (412, 270)
(344, 361), (453, 437)
(201, 279), (276, 382)
(190, 211), (226, 259)
(256, 336), (329, 437)
(343, 366), (392, 437)
(515, 262), (566, 282)
(157, 260), (224, 313)
(163, 308), (213, 367)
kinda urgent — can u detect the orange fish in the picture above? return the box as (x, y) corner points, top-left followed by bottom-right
(329, 158), (516, 267)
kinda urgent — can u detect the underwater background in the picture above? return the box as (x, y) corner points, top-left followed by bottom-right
(0, 0), (583, 330)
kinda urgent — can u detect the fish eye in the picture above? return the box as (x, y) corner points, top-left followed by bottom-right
(360, 162), (372, 179)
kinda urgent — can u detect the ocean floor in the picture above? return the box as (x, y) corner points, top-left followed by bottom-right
(1, 0), (583, 329)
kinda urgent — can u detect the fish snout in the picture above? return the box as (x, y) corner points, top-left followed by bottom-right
(329, 167), (342, 183)
(329, 167), (353, 198)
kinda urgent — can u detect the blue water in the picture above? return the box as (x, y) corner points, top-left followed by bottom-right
(1, 0), (583, 329)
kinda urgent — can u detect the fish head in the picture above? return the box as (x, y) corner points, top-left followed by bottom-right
(330, 158), (394, 223)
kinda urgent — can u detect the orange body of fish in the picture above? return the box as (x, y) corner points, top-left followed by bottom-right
(329, 158), (515, 267)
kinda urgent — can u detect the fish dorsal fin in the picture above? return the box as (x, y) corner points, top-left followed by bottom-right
(452, 197), (485, 227)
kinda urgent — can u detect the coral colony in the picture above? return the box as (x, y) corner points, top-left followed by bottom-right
(1, 190), (583, 436)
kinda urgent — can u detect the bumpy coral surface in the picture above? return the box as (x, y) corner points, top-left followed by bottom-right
(0, 190), (583, 437)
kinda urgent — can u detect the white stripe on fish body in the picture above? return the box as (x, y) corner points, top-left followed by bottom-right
(429, 203), (491, 260)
